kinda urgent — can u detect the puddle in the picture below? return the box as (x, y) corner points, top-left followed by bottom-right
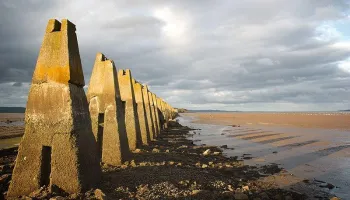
(178, 115), (350, 199)
(0, 137), (21, 149)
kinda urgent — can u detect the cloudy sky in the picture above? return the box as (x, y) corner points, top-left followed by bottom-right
(0, 0), (349, 111)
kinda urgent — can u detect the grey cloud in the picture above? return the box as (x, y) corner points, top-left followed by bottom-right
(0, 0), (349, 111)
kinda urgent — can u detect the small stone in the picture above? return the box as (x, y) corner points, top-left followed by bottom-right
(208, 161), (214, 165)
(165, 149), (170, 153)
(285, 196), (293, 200)
(134, 148), (142, 153)
(227, 185), (234, 191)
(94, 189), (106, 200)
(191, 190), (201, 195)
(152, 148), (160, 153)
(130, 160), (137, 167)
(49, 196), (65, 200)
(202, 164), (208, 168)
(203, 149), (211, 156)
(260, 192), (269, 199)
(195, 162), (201, 167)
(220, 145), (228, 148)
(213, 152), (220, 155)
(242, 185), (249, 191)
(274, 194), (282, 200)
(169, 161), (175, 165)
(176, 162), (182, 166)
(234, 192), (249, 200)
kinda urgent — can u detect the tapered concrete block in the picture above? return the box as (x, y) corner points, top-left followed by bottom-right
(8, 19), (101, 197)
(148, 91), (159, 137)
(156, 97), (165, 130)
(142, 85), (156, 141)
(87, 53), (130, 166)
(152, 93), (161, 134)
(118, 69), (141, 150)
(132, 79), (150, 145)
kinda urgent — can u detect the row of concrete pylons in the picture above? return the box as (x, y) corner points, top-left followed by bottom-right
(7, 19), (178, 198)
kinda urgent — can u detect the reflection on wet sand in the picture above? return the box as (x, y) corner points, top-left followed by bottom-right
(179, 114), (350, 199)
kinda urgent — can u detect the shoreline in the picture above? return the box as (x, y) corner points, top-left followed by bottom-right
(183, 112), (350, 131)
(0, 121), (336, 199)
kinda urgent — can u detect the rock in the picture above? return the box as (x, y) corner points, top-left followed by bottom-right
(285, 196), (293, 200)
(272, 151), (278, 154)
(169, 161), (175, 165)
(0, 174), (11, 184)
(130, 160), (137, 167)
(134, 149), (141, 153)
(242, 186), (249, 191)
(220, 145), (228, 149)
(195, 162), (201, 167)
(94, 189), (106, 200)
(234, 192), (249, 200)
(203, 149), (211, 156)
(152, 148), (160, 153)
(176, 163), (182, 166)
(165, 149), (170, 153)
(208, 162), (214, 165)
(213, 152), (221, 155)
(49, 196), (65, 200)
(274, 194), (283, 200)
(227, 185), (234, 192)
(202, 164), (208, 168)
(191, 190), (201, 195)
(260, 192), (269, 199)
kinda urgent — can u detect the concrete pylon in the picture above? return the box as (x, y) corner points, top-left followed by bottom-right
(87, 53), (130, 166)
(152, 93), (161, 134)
(160, 99), (168, 129)
(142, 85), (155, 141)
(132, 79), (150, 145)
(117, 69), (141, 150)
(156, 97), (164, 130)
(8, 19), (101, 197)
(148, 91), (159, 137)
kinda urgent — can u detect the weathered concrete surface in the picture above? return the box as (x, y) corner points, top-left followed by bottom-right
(156, 97), (165, 130)
(8, 19), (101, 197)
(148, 92), (159, 137)
(117, 69), (141, 150)
(152, 93), (161, 134)
(132, 79), (150, 145)
(87, 53), (130, 166)
(142, 85), (155, 141)
(160, 99), (168, 129)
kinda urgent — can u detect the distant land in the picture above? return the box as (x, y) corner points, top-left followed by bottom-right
(339, 109), (350, 112)
(0, 107), (25, 113)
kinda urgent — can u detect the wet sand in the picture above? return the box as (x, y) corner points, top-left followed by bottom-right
(183, 112), (350, 131)
(179, 114), (350, 199)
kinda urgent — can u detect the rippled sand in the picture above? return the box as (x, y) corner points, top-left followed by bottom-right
(183, 112), (350, 130)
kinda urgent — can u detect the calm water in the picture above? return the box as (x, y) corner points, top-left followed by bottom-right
(178, 115), (350, 199)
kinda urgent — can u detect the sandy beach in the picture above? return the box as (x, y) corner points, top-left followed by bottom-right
(0, 122), (334, 199)
(183, 112), (350, 131)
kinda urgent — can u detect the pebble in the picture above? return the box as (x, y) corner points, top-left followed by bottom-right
(152, 148), (160, 153)
(213, 152), (221, 155)
(165, 149), (170, 153)
(285, 196), (293, 200)
(134, 149), (141, 153)
(94, 189), (106, 200)
(202, 164), (208, 168)
(242, 185), (249, 191)
(234, 192), (249, 200)
(203, 149), (211, 156)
